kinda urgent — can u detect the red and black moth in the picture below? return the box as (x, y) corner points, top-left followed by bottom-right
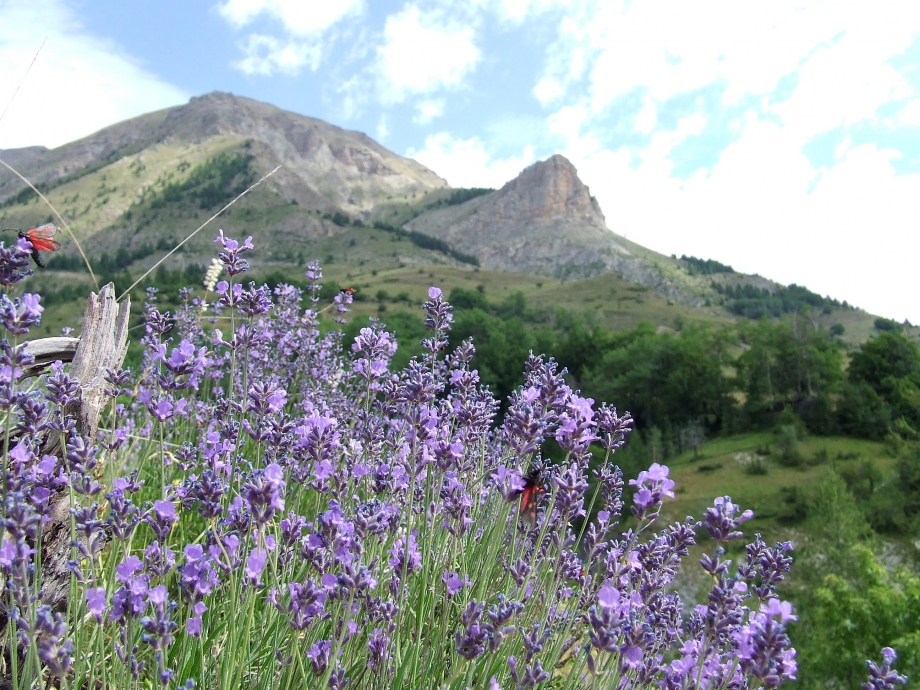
(3, 223), (61, 267)
(518, 467), (546, 523)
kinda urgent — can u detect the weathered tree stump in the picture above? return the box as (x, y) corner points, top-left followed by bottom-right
(1, 284), (130, 681)
(36, 284), (130, 613)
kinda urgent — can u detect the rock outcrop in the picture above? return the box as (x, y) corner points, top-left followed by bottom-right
(406, 155), (705, 304)
(406, 155), (621, 280)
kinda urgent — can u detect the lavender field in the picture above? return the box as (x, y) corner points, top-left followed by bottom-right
(0, 231), (900, 689)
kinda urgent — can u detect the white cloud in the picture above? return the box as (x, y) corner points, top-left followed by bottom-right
(897, 99), (920, 126)
(218, 0), (363, 35)
(524, 0), (920, 322)
(0, 0), (187, 150)
(634, 101), (657, 134)
(555, 112), (920, 323)
(407, 133), (534, 189)
(376, 6), (480, 103)
(231, 33), (323, 75)
(219, 0), (361, 75)
(413, 98), (446, 124)
(537, 1), (919, 141)
(484, 0), (570, 23)
(533, 77), (564, 105)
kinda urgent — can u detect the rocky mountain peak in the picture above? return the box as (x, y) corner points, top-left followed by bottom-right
(495, 154), (605, 226)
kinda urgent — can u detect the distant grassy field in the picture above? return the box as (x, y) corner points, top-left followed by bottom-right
(660, 432), (894, 544)
(20, 249), (737, 340)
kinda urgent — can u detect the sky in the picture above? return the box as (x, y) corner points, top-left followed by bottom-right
(1, 0), (919, 323)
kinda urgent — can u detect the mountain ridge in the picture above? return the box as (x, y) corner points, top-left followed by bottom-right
(0, 92), (447, 215)
(0, 91), (898, 340)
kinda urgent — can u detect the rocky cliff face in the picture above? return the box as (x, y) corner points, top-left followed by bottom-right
(489, 154), (606, 226)
(406, 155), (622, 280)
(0, 92), (447, 214)
(406, 155), (706, 304)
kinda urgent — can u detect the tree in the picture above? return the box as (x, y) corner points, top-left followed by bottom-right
(581, 323), (733, 433)
(736, 318), (843, 429)
(840, 332), (920, 437)
(787, 473), (919, 689)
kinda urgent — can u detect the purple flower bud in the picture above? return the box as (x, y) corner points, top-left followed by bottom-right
(628, 463), (676, 519)
(245, 548), (267, 585)
(305, 639), (331, 675)
(442, 571), (472, 597)
(491, 466), (526, 502)
(703, 496), (754, 543)
(0, 292), (43, 335)
(388, 532), (421, 575)
(146, 500), (178, 541)
(33, 606), (74, 678)
(215, 230), (253, 276)
(86, 587), (107, 622)
(0, 238), (34, 287)
(422, 286), (452, 354)
(863, 648), (908, 690)
(367, 628), (390, 672)
(241, 463), (286, 525)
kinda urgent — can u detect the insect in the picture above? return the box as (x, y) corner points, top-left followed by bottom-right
(518, 466), (547, 525)
(3, 223), (61, 267)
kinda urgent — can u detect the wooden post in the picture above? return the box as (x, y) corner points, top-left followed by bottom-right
(1, 284), (130, 652)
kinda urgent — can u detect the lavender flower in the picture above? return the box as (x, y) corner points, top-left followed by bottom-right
(237, 282), (273, 316)
(388, 532), (421, 575)
(736, 599), (798, 688)
(455, 601), (488, 660)
(245, 548), (267, 586)
(628, 462), (676, 520)
(421, 287), (453, 355)
(146, 500), (178, 541)
(703, 496), (754, 543)
(140, 585), (178, 685)
(45, 360), (80, 409)
(367, 628), (390, 672)
(442, 571), (472, 597)
(595, 404), (633, 451)
(86, 587), (107, 623)
(215, 229), (253, 276)
(305, 639), (331, 675)
(863, 648), (908, 690)
(32, 606), (74, 678)
(492, 466), (526, 502)
(0, 237), (34, 287)
(240, 463), (286, 525)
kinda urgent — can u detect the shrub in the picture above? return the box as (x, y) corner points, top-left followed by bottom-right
(774, 425), (805, 468)
(778, 486), (811, 524)
(744, 458), (769, 475)
(875, 317), (902, 333)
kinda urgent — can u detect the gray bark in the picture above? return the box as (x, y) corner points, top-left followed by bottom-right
(1, 284), (130, 679)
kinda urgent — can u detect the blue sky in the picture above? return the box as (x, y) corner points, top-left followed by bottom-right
(1, 0), (920, 323)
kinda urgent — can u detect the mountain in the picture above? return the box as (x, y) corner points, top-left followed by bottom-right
(0, 91), (901, 344)
(0, 91), (446, 216)
(405, 154), (712, 306)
